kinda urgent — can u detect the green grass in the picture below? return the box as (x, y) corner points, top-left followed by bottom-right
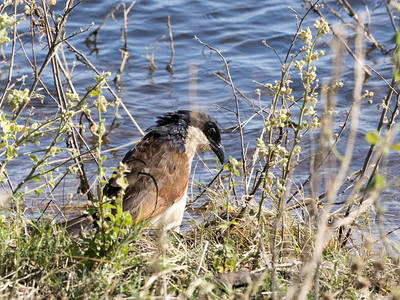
(0, 206), (399, 299)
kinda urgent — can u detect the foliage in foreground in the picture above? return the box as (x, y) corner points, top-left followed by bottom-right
(1, 0), (400, 299)
(1, 212), (399, 299)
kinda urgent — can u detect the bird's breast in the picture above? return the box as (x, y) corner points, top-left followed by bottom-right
(149, 190), (187, 232)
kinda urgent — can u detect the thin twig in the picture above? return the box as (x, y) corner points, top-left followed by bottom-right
(337, 0), (386, 52)
(13, 0), (76, 120)
(146, 38), (159, 74)
(195, 36), (248, 195)
(66, 40), (145, 136)
(166, 16), (174, 74)
(196, 240), (209, 276)
(114, 1), (136, 85)
(313, 8), (372, 77)
(114, 49), (129, 86)
(0, 2), (18, 107)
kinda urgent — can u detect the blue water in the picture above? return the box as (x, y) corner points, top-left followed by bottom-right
(1, 1), (398, 241)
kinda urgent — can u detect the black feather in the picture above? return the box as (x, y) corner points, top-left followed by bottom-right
(144, 110), (192, 153)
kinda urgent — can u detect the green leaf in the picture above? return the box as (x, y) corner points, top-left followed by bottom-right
(105, 213), (115, 222)
(391, 143), (400, 152)
(15, 125), (24, 133)
(29, 154), (39, 163)
(365, 131), (379, 145)
(123, 214), (133, 226)
(100, 167), (107, 176)
(33, 175), (40, 182)
(84, 207), (96, 215)
(230, 220), (239, 226)
(34, 188), (43, 197)
(116, 176), (129, 190)
(6, 146), (12, 157)
(362, 173), (386, 194)
(374, 174), (385, 189)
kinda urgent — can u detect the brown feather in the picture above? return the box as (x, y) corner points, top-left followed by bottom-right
(103, 135), (189, 223)
(62, 110), (224, 234)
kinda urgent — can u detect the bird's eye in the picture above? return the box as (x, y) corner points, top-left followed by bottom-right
(208, 127), (216, 136)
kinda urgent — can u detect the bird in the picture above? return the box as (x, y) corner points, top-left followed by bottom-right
(64, 110), (224, 235)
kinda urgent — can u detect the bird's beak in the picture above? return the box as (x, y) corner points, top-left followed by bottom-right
(211, 141), (225, 164)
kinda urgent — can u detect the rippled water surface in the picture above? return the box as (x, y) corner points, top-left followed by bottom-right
(2, 0), (398, 237)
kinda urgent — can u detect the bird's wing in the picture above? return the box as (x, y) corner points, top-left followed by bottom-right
(103, 136), (189, 222)
(61, 214), (96, 236)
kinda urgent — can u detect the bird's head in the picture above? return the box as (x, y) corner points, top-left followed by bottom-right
(147, 110), (225, 164)
(187, 110), (225, 164)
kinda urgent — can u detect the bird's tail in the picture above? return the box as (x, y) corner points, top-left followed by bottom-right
(59, 214), (96, 236)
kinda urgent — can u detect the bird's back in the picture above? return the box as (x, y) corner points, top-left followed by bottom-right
(104, 134), (190, 223)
